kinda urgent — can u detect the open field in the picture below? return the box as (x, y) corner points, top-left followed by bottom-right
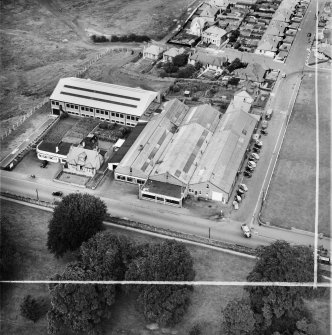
(261, 72), (331, 236)
(0, 199), (255, 335)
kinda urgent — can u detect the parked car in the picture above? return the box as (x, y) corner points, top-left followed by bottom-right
(307, 32), (311, 37)
(318, 254), (331, 265)
(241, 224), (252, 238)
(265, 108), (273, 120)
(239, 183), (248, 192)
(52, 191), (63, 197)
(250, 153), (260, 161)
(252, 146), (261, 153)
(232, 201), (239, 210)
(40, 160), (48, 168)
(255, 140), (263, 148)
(235, 195), (242, 203)
(247, 160), (257, 168)
(260, 129), (268, 135)
(244, 170), (253, 178)
(252, 133), (261, 141)
(246, 166), (254, 173)
(237, 188), (245, 195)
(261, 120), (268, 129)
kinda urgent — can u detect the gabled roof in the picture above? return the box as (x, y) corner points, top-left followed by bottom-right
(256, 35), (281, 51)
(163, 47), (186, 58)
(235, 63), (268, 82)
(67, 146), (103, 169)
(189, 51), (227, 66)
(144, 45), (165, 55)
(200, 4), (219, 18)
(50, 77), (159, 117)
(189, 108), (257, 193)
(202, 26), (227, 37)
(264, 20), (288, 36)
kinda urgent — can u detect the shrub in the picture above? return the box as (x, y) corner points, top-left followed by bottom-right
(20, 295), (41, 323)
(163, 62), (179, 73)
(111, 35), (119, 42)
(172, 84), (180, 93)
(91, 35), (109, 43)
(177, 64), (196, 78)
(156, 62), (162, 68)
(172, 53), (189, 67)
(60, 111), (68, 119)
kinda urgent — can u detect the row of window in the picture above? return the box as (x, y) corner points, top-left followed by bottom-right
(52, 101), (139, 121)
(115, 174), (145, 184)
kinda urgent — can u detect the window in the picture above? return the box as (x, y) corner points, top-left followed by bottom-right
(120, 121), (124, 125)
(51, 101), (55, 105)
(116, 175), (121, 179)
(165, 199), (180, 205)
(75, 105), (78, 109)
(70, 104), (74, 108)
(66, 103), (70, 107)
(207, 184), (209, 188)
(127, 115), (130, 119)
(81, 106), (85, 111)
(131, 116), (135, 120)
(120, 114), (124, 118)
(101, 110), (104, 115)
(137, 179), (145, 185)
(127, 177), (133, 182)
(56, 102), (59, 105)
(96, 109), (100, 114)
(90, 108), (93, 112)
(142, 193), (155, 200)
(199, 191), (202, 195)
(111, 112), (115, 116)
(157, 197), (164, 201)
(105, 111), (109, 115)
(116, 113), (119, 117)
(136, 117), (139, 121)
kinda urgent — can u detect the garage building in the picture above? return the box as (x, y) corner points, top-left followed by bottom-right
(49, 77), (160, 127)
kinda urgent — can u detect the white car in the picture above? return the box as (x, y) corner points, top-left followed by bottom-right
(232, 201), (239, 210)
(235, 195), (242, 203)
(255, 140), (263, 148)
(241, 224), (251, 238)
(250, 153), (260, 161)
(247, 160), (257, 168)
(239, 183), (248, 192)
(252, 133), (261, 141)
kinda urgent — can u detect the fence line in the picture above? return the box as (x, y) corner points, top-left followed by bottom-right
(1, 47), (138, 142)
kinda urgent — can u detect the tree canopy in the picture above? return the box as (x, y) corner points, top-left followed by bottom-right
(172, 53), (189, 67)
(125, 240), (195, 326)
(48, 262), (116, 335)
(47, 193), (107, 258)
(244, 241), (322, 334)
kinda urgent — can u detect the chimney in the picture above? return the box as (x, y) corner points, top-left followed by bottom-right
(56, 146), (59, 153)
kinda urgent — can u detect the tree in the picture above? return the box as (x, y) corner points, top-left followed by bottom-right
(0, 217), (19, 280)
(228, 29), (240, 43)
(223, 298), (256, 335)
(20, 295), (41, 323)
(79, 231), (133, 280)
(177, 64), (196, 78)
(245, 241), (323, 334)
(48, 262), (116, 335)
(163, 61), (178, 73)
(172, 53), (189, 67)
(47, 193), (107, 258)
(125, 240), (195, 326)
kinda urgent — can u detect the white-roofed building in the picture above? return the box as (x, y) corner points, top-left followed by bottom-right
(202, 26), (228, 46)
(49, 77), (159, 127)
(143, 45), (165, 60)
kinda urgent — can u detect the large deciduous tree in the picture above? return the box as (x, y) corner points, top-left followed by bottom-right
(125, 240), (195, 326)
(245, 241), (323, 334)
(47, 262), (116, 335)
(47, 193), (107, 258)
(223, 298), (256, 335)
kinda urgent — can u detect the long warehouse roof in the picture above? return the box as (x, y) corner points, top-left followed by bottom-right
(50, 77), (159, 117)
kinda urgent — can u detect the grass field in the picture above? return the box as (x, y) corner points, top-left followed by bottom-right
(0, 199), (254, 335)
(261, 72), (331, 236)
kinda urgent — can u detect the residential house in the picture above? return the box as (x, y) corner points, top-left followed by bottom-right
(255, 35), (282, 57)
(272, 7), (293, 22)
(264, 20), (288, 37)
(188, 51), (227, 71)
(190, 17), (214, 36)
(163, 47), (186, 62)
(202, 26), (228, 46)
(208, 0), (230, 10)
(234, 63), (268, 83)
(143, 45), (165, 60)
(200, 3), (220, 20)
(65, 135), (104, 177)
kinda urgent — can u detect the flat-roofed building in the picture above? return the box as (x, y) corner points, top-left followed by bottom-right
(49, 77), (159, 127)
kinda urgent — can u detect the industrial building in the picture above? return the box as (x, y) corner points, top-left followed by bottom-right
(49, 77), (160, 127)
(113, 94), (258, 206)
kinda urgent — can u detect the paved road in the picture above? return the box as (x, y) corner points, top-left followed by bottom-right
(1, 170), (330, 251)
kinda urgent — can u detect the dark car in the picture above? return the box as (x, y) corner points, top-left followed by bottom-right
(40, 160), (48, 168)
(246, 165), (254, 172)
(252, 147), (261, 153)
(52, 191), (63, 197)
(307, 33), (311, 37)
(260, 129), (268, 135)
(244, 170), (252, 178)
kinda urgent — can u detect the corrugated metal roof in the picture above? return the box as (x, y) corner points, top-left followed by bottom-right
(190, 109), (257, 193)
(50, 77), (159, 117)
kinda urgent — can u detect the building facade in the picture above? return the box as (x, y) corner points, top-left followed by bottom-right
(50, 77), (160, 127)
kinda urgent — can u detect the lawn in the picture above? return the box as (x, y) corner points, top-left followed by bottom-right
(0, 199), (254, 335)
(261, 72), (331, 236)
